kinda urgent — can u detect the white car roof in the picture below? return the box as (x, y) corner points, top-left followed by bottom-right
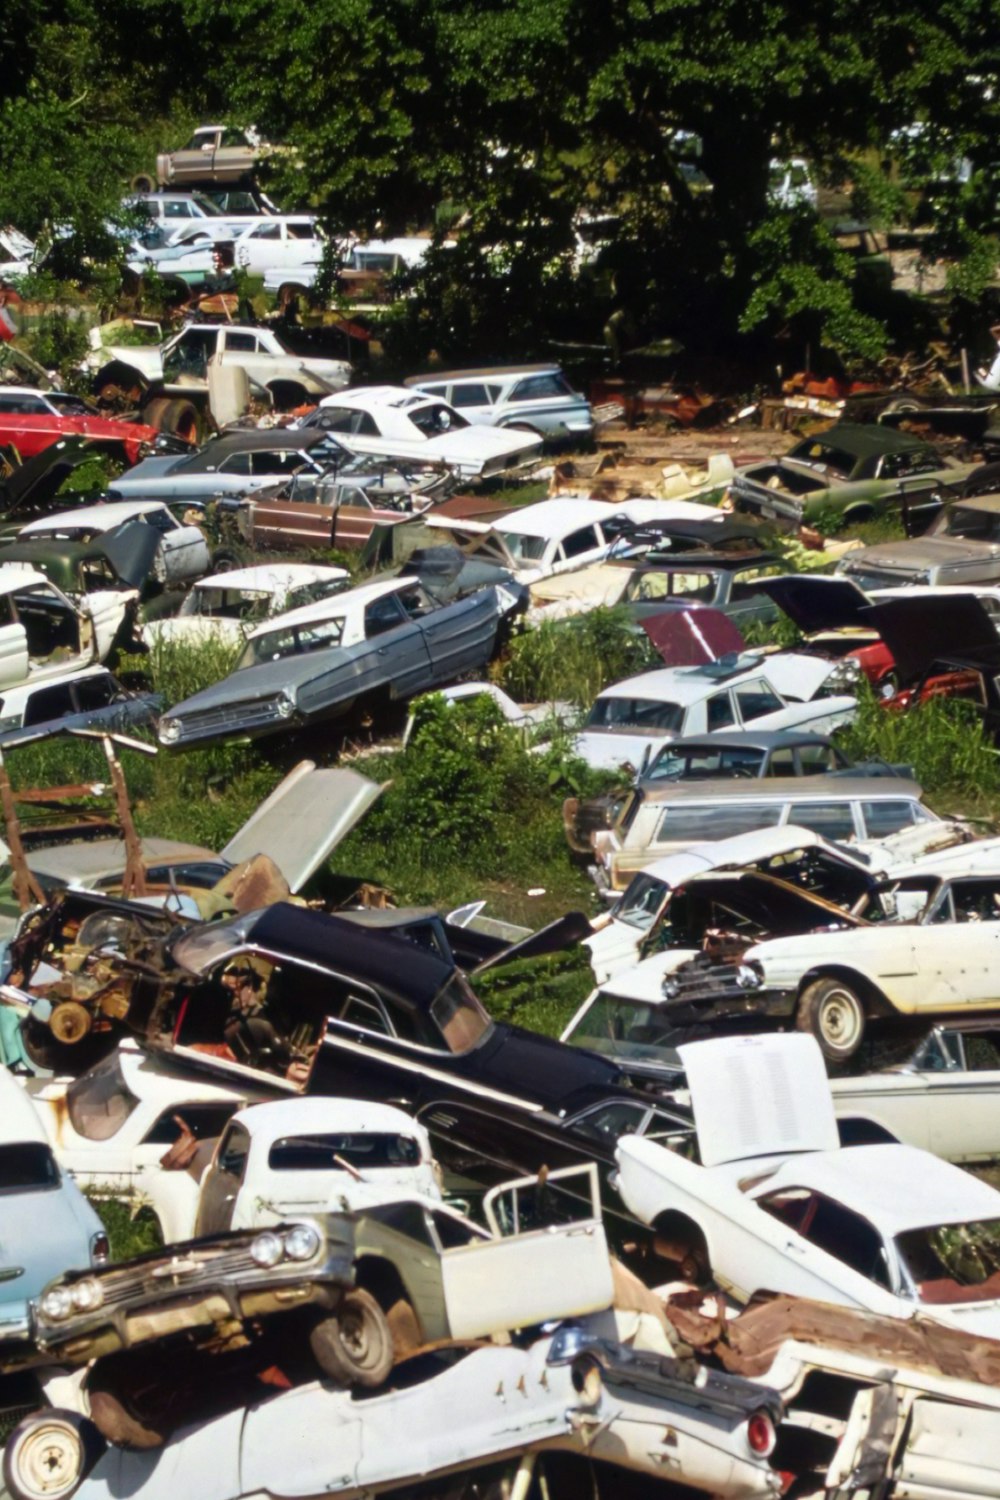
(0, 564), (54, 594)
(21, 500), (169, 535)
(319, 385), (433, 412)
(624, 825), (867, 889)
(115, 1037), (259, 1107)
(245, 576), (411, 640)
(0, 665), (116, 712)
(0, 386), (53, 400)
(232, 1097), (430, 1149)
(3, 1069), (50, 1146)
(192, 564), (347, 596)
(759, 1142), (1000, 1237)
(595, 659), (769, 708)
(496, 498), (620, 539)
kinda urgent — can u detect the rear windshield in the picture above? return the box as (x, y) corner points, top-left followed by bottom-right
(430, 974), (492, 1053)
(67, 1053), (140, 1141)
(495, 531), (547, 564)
(238, 615), (345, 668)
(0, 1141), (59, 1191)
(647, 745), (765, 780)
(268, 1133), (422, 1170)
(616, 874), (670, 931)
(586, 697), (684, 733)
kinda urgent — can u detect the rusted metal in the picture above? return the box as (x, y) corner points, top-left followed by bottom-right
(0, 749), (46, 911)
(103, 736), (147, 900)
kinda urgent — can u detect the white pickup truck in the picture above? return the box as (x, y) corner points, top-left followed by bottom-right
(90, 321), (351, 416)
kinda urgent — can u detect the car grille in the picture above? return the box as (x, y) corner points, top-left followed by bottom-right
(175, 696), (288, 741)
(662, 954), (749, 1005)
(39, 1246), (265, 1330)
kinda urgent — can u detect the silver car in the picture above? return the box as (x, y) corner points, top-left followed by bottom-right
(404, 364), (593, 447)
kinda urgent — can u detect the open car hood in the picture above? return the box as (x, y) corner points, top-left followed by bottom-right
(641, 606), (745, 665)
(755, 574), (872, 634)
(862, 593), (1000, 684)
(100, 520), (162, 589)
(679, 1032), (840, 1168)
(0, 437), (97, 515)
(221, 762), (387, 894)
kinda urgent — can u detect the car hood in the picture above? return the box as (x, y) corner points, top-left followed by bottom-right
(847, 537), (999, 570)
(572, 728), (670, 773)
(473, 1021), (624, 1108)
(420, 425), (542, 470)
(167, 649), (354, 714)
(0, 1184), (99, 1303)
(220, 763), (387, 894)
(642, 606), (746, 665)
(0, 437), (98, 515)
(862, 593), (1000, 683)
(100, 520), (163, 589)
(755, 574), (873, 634)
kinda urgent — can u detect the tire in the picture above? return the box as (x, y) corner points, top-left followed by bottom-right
(146, 398), (200, 445)
(130, 173), (155, 194)
(267, 381), (310, 412)
(843, 504), (875, 525)
(209, 547), (242, 574)
(85, 1374), (164, 1451)
(4, 1411), (104, 1500)
(796, 977), (866, 1061)
(309, 1289), (394, 1388)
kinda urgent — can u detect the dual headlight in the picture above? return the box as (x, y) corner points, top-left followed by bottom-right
(158, 717), (181, 744)
(250, 1223), (322, 1268)
(40, 1278), (104, 1323)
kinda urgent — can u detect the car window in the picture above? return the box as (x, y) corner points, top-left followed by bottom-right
(448, 383), (489, 408)
(216, 1122), (251, 1180)
(668, 572), (714, 602)
(287, 221), (318, 239)
(430, 974), (492, 1053)
(364, 591), (408, 638)
(297, 618), (345, 653)
(735, 680), (785, 721)
(729, 565), (784, 602)
(141, 1104), (238, 1146)
(948, 880), (1000, 924)
(963, 1032), (1000, 1070)
(509, 373), (572, 401)
(797, 743), (839, 774)
(767, 747), (796, 775)
(339, 993), (393, 1035)
(788, 800), (857, 839)
(250, 449), (308, 476)
(0, 1143), (59, 1192)
(409, 402), (469, 435)
(626, 572), (669, 602)
(268, 1132), (421, 1170)
(22, 682), (75, 726)
(250, 223), (282, 241)
(860, 799), (918, 838)
(217, 452), (253, 475)
(561, 525), (599, 560)
(317, 407), (381, 436)
(66, 1053), (140, 1141)
(759, 1188), (892, 1287)
(72, 674), (118, 711)
(585, 696), (685, 732)
(220, 128), (247, 149)
(571, 1101), (650, 1144)
(164, 201), (194, 219)
(707, 691), (735, 730)
(655, 803), (784, 844)
(225, 331), (260, 352)
(0, 394), (49, 414)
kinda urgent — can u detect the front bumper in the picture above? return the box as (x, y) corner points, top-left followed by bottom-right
(660, 960), (795, 1025)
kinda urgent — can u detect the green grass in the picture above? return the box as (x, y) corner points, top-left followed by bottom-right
(91, 1196), (163, 1260)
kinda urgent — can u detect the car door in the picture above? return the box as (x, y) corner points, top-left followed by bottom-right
(238, 222), (282, 275)
(0, 592), (30, 690)
(78, 590), (132, 661)
(909, 879), (1000, 1011)
(436, 1165), (613, 1339)
(926, 1029), (1000, 1162)
(360, 590), (434, 698)
(194, 1121), (252, 1235)
(145, 506), (210, 582)
(414, 587), (500, 686)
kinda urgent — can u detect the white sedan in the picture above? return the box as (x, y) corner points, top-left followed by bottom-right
(234, 216), (325, 277)
(302, 384), (542, 477)
(144, 563), (349, 649)
(19, 501), (210, 586)
(617, 1033), (1000, 1338)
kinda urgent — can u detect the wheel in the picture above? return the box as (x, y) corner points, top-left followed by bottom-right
(209, 547), (242, 574)
(796, 977), (866, 1061)
(267, 381), (310, 412)
(85, 1369), (164, 1450)
(146, 398), (200, 445)
(309, 1289), (394, 1388)
(843, 504), (875, 525)
(3, 1411), (103, 1500)
(130, 173), (155, 194)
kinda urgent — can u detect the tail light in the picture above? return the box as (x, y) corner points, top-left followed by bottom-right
(90, 1231), (110, 1266)
(746, 1409), (776, 1457)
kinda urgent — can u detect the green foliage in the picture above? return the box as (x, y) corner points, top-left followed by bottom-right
(145, 635), (243, 713)
(92, 1197), (163, 1260)
(20, 313), (89, 382)
(834, 682), (1000, 806)
(497, 609), (655, 708)
(476, 946), (594, 1038)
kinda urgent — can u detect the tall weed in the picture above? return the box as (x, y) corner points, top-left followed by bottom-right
(835, 683), (1000, 805)
(496, 608), (656, 706)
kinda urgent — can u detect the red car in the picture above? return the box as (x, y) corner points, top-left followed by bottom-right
(0, 387), (187, 466)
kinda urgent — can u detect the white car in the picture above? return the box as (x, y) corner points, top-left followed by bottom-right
(0, 564), (135, 692)
(305, 385), (543, 477)
(235, 216), (325, 277)
(24, 1041), (270, 1244)
(144, 564), (350, 649)
(19, 501), (210, 587)
(572, 655), (857, 772)
(193, 1098), (441, 1238)
(617, 1032), (1000, 1338)
(0, 226), (34, 278)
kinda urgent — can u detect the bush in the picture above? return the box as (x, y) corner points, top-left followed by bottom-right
(497, 608), (656, 707)
(835, 682), (1000, 804)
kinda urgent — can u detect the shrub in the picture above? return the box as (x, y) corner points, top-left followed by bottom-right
(497, 607), (656, 706)
(835, 682), (1000, 805)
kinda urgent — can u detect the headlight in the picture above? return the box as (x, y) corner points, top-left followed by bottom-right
(71, 1278), (104, 1313)
(736, 963), (763, 990)
(158, 717), (181, 744)
(39, 1286), (74, 1322)
(275, 691), (296, 719)
(283, 1224), (321, 1262)
(662, 977), (680, 1000)
(250, 1231), (284, 1268)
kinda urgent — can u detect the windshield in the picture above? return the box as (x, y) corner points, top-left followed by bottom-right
(409, 402), (469, 436)
(192, 193), (224, 216)
(268, 1132), (422, 1170)
(495, 530), (547, 564)
(67, 1053), (140, 1141)
(430, 973), (492, 1053)
(936, 506), (1000, 541)
(647, 745), (765, 780)
(191, 587), (270, 620)
(566, 995), (682, 1067)
(585, 697), (684, 733)
(237, 614), (345, 668)
(896, 1219), (1000, 1304)
(169, 913), (261, 975)
(616, 874), (670, 931)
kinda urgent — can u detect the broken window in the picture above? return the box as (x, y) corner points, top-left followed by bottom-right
(760, 1189), (893, 1287)
(66, 1054), (140, 1141)
(430, 974), (492, 1054)
(268, 1132), (421, 1170)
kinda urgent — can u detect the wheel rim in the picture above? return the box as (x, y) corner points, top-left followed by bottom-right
(340, 1309), (373, 1364)
(14, 1423), (83, 1500)
(818, 989), (863, 1051)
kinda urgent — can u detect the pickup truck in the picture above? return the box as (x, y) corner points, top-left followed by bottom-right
(90, 320), (351, 418)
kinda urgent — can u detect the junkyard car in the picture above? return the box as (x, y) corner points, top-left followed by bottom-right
(530, 550), (787, 626)
(193, 1097), (441, 1237)
(0, 388), (180, 468)
(0, 564), (140, 693)
(0, 666), (158, 745)
(836, 492), (1000, 590)
(234, 216), (325, 278)
(571, 655), (858, 773)
(651, 866), (1000, 1060)
(404, 364), (595, 446)
(32, 1165), (614, 1439)
(155, 125), (271, 188)
(144, 564), (349, 649)
(732, 423), (974, 530)
(156, 577), (518, 748)
(303, 385), (543, 477)
(18, 502), (210, 589)
(0, 1066), (108, 1350)
(109, 431), (344, 505)
(617, 1032), (1000, 1338)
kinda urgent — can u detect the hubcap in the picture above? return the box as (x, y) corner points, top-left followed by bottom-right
(820, 991), (861, 1049)
(18, 1425), (82, 1499)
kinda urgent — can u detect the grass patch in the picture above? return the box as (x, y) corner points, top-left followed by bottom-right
(477, 946), (594, 1037)
(496, 607), (656, 707)
(835, 683), (1000, 807)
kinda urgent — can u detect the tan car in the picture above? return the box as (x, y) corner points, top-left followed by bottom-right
(156, 125), (266, 188)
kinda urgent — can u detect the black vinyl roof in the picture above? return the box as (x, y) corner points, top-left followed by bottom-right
(248, 902), (455, 1010)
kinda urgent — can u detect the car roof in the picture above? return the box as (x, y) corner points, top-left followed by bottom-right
(0, 563), (53, 593)
(756, 1142), (1000, 1236)
(946, 495), (1000, 514)
(791, 423), (931, 458)
(635, 775), (923, 804)
(113, 1037), (257, 1106)
(496, 497), (614, 538)
(404, 365), (563, 385)
(232, 1097), (429, 1146)
(0, 386), (54, 400)
(28, 835), (219, 881)
(1, 1070), (50, 1145)
(321, 385), (437, 411)
(180, 429), (328, 458)
(244, 576), (411, 639)
(192, 564), (348, 594)
(595, 660), (768, 706)
(660, 729), (833, 754)
(21, 500), (168, 534)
